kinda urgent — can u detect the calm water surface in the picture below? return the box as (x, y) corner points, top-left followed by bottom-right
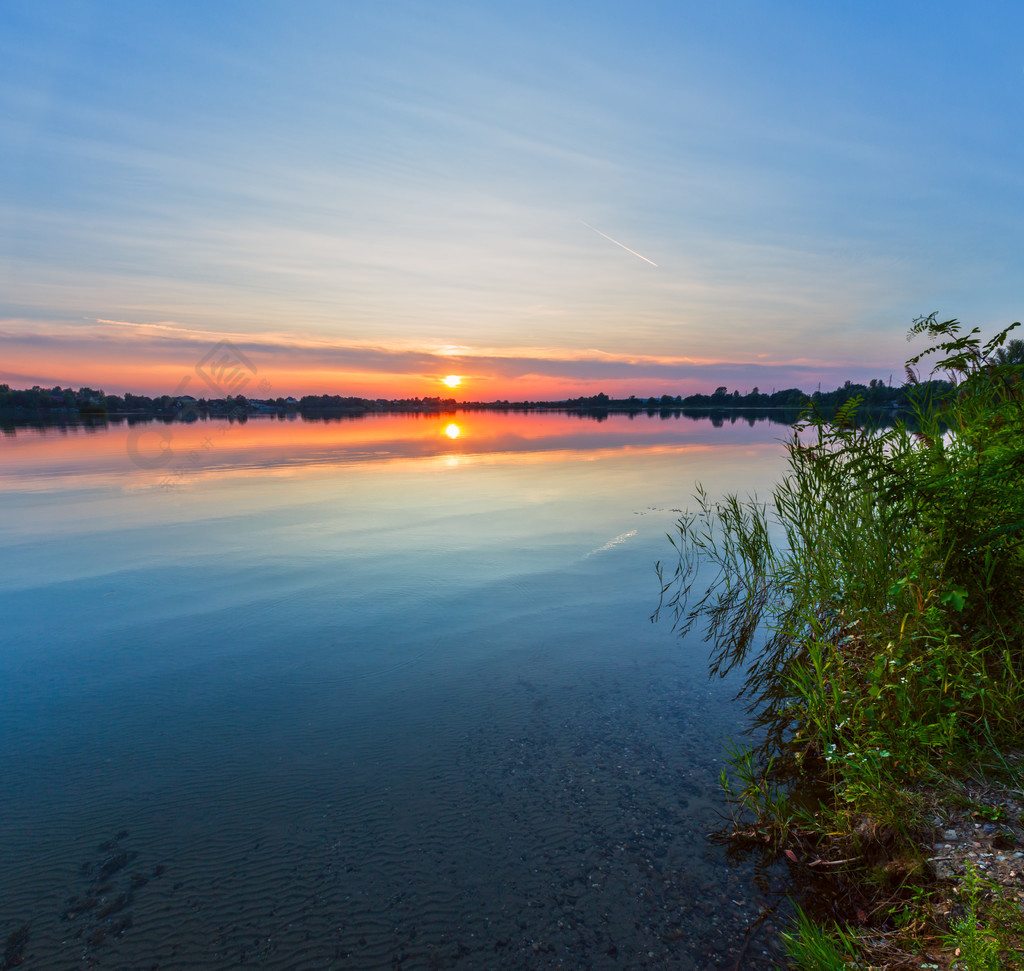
(1, 411), (790, 969)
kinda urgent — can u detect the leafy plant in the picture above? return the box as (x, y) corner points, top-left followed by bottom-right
(782, 907), (859, 970)
(656, 315), (1024, 965)
(947, 865), (1001, 971)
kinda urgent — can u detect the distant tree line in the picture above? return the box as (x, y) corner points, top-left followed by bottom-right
(0, 385), (274, 422)
(557, 378), (954, 413)
(0, 377), (962, 427)
(0, 384), (462, 425)
(296, 394), (457, 415)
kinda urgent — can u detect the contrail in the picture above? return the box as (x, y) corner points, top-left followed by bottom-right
(580, 220), (658, 266)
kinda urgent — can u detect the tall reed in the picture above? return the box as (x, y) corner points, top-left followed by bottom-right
(656, 315), (1024, 966)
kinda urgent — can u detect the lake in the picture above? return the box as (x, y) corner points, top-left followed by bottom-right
(0, 410), (792, 970)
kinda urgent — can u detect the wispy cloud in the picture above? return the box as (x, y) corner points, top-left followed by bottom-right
(0, 317), (902, 397)
(2, 3), (1020, 397)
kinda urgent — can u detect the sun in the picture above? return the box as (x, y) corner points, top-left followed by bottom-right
(441, 375), (462, 389)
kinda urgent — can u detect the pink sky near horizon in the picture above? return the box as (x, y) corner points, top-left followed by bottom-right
(1, 321), (901, 401)
(0, 345), (897, 401)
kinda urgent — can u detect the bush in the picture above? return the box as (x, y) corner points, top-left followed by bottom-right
(656, 313), (1024, 965)
(658, 316), (1024, 791)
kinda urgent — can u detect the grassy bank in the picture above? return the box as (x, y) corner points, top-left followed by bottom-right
(657, 316), (1024, 969)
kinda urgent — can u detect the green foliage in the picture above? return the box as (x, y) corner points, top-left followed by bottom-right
(782, 907), (859, 970)
(656, 316), (1024, 787)
(656, 315), (1024, 964)
(947, 865), (1002, 971)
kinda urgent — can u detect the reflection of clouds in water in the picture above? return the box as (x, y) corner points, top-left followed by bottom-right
(583, 529), (637, 558)
(0, 412), (787, 490)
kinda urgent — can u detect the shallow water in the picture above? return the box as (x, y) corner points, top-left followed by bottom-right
(1, 411), (790, 969)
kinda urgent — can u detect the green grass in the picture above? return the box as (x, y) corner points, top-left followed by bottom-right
(782, 907), (859, 970)
(947, 865), (1002, 971)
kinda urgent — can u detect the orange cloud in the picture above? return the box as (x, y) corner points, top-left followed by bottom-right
(0, 318), (896, 400)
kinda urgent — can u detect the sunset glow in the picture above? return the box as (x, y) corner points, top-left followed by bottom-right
(7, 6), (1021, 957)
(0, 410), (785, 494)
(1, 5), (1019, 400)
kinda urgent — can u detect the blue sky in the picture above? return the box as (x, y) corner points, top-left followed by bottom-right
(2, 1), (1021, 398)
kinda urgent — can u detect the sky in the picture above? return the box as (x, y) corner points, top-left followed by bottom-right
(1, 1), (1022, 401)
